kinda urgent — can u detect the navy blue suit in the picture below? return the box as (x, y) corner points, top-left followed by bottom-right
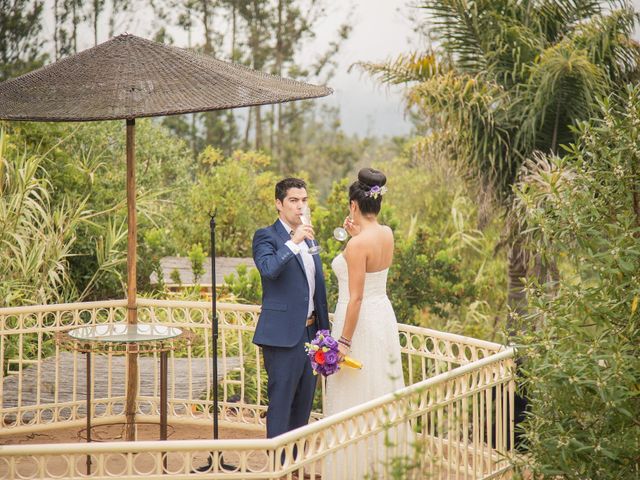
(252, 220), (329, 438)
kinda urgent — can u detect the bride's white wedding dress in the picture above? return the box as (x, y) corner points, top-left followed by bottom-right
(323, 253), (411, 480)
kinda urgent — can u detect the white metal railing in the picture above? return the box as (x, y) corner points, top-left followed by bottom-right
(0, 299), (515, 479)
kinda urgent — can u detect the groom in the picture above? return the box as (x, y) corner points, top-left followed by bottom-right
(252, 177), (330, 439)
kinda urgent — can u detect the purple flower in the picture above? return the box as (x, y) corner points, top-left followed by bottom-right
(324, 350), (338, 365)
(324, 336), (338, 349)
(305, 330), (346, 377)
(365, 185), (388, 199)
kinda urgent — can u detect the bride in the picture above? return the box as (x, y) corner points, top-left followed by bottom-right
(324, 168), (410, 479)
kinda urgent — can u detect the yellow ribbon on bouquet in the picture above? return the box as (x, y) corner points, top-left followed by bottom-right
(342, 356), (362, 369)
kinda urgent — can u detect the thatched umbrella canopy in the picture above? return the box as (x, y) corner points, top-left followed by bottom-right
(0, 34), (332, 441)
(0, 34), (331, 121)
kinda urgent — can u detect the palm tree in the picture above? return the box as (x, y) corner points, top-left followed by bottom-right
(361, 0), (640, 333)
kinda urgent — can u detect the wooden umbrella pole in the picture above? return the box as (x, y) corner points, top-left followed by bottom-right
(125, 118), (138, 441)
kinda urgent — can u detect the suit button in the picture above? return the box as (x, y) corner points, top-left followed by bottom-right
(304, 296), (309, 301)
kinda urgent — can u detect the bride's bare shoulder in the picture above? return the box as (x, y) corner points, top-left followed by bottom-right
(381, 224), (394, 241)
(345, 234), (367, 251)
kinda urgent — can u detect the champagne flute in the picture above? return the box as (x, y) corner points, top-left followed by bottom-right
(333, 226), (348, 241)
(333, 213), (353, 241)
(300, 206), (321, 255)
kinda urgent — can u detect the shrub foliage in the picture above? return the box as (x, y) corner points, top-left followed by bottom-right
(515, 86), (640, 478)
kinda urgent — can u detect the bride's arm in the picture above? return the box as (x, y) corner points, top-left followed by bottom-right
(339, 241), (367, 353)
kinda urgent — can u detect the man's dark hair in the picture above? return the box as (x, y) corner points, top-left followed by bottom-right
(275, 178), (307, 201)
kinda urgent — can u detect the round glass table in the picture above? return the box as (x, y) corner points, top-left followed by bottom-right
(67, 323), (183, 345)
(57, 323), (191, 473)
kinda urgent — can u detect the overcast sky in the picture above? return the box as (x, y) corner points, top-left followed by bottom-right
(308, 0), (422, 138)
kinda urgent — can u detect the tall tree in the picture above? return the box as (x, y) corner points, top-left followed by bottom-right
(65, 0), (82, 53)
(153, 0), (239, 157)
(89, 0), (106, 46)
(193, 0), (238, 156)
(0, 0), (46, 81)
(237, 0), (271, 150)
(229, 0), (350, 161)
(360, 0), (640, 332)
(154, 0), (348, 161)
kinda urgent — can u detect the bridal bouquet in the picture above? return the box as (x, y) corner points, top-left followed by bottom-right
(305, 330), (362, 377)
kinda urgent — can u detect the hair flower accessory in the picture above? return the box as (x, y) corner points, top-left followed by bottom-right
(365, 185), (388, 199)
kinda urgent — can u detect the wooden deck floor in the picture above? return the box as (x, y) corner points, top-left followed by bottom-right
(2, 352), (240, 419)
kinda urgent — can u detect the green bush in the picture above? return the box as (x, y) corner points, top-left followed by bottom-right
(378, 140), (507, 338)
(189, 243), (206, 284)
(4, 119), (191, 300)
(312, 178), (351, 307)
(0, 129), (87, 306)
(389, 229), (475, 324)
(220, 265), (262, 305)
(307, 157), (504, 339)
(515, 86), (640, 478)
(171, 148), (279, 257)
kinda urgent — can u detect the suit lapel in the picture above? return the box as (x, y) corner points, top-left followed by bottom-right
(274, 220), (306, 275)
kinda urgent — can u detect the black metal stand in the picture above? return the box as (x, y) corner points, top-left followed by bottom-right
(210, 214), (220, 442)
(161, 350), (168, 473)
(193, 212), (235, 473)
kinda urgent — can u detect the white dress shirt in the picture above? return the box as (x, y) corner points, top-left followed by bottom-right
(279, 219), (316, 318)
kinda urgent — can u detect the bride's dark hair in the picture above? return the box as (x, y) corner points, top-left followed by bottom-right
(349, 167), (387, 215)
